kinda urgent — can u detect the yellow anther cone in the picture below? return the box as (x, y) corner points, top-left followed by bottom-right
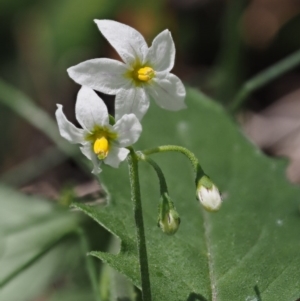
(94, 137), (109, 159)
(137, 66), (155, 82)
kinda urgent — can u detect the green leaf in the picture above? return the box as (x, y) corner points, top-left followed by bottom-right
(99, 237), (136, 301)
(74, 87), (300, 301)
(0, 185), (80, 300)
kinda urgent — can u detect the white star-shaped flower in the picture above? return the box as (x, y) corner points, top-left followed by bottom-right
(67, 20), (186, 121)
(55, 86), (142, 174)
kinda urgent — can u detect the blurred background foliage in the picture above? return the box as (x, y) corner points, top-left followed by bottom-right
(2, 0), (300, 176)
(1, 0), (300, 300)
(2, 0), (300, 178)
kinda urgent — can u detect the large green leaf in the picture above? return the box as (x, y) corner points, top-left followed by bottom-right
(74, 88), (300, 301)
(0, 185), (81, 301)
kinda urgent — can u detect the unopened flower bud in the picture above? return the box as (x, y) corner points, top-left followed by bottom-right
(196, 175), (222, 212)
(158, 193), (180, 235)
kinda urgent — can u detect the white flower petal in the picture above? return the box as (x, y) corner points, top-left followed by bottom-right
(113, 114), (142, 147)
(146, 73), (186, 111)
(67, 58), (128, 94)
(55, 104), (85, 144)
(94, 19), (148, 65)
(115, 86), (150, 121)
(146, 29), (175, 72)
(80, 144), (102, 174)
(75, 86), (109, 131)
(198, 185), (222, 212)
(104, 147), (129, 168)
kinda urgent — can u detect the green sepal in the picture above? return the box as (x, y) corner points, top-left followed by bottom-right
(196, 175), (213, 190)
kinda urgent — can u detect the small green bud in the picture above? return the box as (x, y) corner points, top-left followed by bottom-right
(158, 193), (180, 235)
(158, 208), (181, 235)
(196, 175), (222, 212)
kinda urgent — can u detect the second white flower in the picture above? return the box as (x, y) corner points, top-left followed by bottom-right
(55, 86), (142, 174)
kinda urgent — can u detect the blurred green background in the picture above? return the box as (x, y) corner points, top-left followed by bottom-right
(2, 0), (300, 176)
(2, 0), (300, 178)
(1, 0), (300, 300)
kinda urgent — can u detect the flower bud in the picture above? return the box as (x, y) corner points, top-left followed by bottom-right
(196, 175), (222, 212)
(158, 193), (180, 235)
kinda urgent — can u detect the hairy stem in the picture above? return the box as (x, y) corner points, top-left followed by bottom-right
(136, 152), (168, 195)
(142, 145), (205, 184)
(127, 149), (152, 301)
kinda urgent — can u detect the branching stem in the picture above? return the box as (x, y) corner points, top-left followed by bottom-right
(142, 145), (205, 184)
(136, 152), (168, 195)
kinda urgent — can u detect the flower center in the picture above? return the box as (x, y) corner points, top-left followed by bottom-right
(137, 66), (155, 82)
(93, 136), (110, 159)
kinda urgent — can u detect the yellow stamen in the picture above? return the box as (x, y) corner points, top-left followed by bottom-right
(93, 137), (109, 159)
(137, 66), (155, 82)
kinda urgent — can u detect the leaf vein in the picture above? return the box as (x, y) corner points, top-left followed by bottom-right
(202, 210), (217, 301)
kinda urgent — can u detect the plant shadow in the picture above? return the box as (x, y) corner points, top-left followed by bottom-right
(254, 284), (262, 301)
(186, 292), (208, 301)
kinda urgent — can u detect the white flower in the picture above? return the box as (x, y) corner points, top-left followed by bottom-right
(67, 20), (186, 121)
(55, 86), (142, 174)
(196, 176), (222, 212)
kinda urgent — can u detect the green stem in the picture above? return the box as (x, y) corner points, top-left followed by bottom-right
(229, 48), (300, 112)
(136, 152), (168, 195)
(77, 228), (101, 301)
(127, 149), (152, 301)
(142, 145), (205, 184)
